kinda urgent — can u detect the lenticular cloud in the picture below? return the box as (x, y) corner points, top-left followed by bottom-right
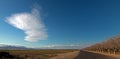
(6, 8), (47, 42)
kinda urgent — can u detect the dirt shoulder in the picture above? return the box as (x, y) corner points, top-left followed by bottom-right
(50, 51), (79, 59)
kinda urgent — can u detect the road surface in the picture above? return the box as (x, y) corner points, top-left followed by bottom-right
(51, 50), (119, 59)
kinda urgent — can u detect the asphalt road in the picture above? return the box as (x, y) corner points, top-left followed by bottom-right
(51, 50), (119, 59)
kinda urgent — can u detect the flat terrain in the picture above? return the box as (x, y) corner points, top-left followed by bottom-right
(51, 50), (120, 59)
(0, 49), (77, 59)
(0, 50), (120, 59)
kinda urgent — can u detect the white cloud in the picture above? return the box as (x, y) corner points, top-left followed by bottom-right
(6, 8), (47, 42)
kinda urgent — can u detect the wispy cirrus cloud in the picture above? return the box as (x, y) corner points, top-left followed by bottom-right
(6, 8), (47, 42)
(40, 44), (88, 49)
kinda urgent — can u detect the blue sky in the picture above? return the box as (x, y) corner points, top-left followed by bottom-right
(0, 0), (120, 49)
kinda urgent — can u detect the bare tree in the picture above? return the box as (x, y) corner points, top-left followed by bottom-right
(83, 36), (120, 54)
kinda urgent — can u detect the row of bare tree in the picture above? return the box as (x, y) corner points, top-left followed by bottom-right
(84, 36), (120, 54)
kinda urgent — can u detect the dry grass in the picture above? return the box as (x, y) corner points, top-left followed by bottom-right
(0, 49), (78, 59)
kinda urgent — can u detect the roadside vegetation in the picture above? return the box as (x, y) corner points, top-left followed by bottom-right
(84, 36), (120, 54)
(0, 49), (77, 59)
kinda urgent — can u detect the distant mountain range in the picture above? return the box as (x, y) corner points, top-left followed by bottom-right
(0, 44), (31, 50)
